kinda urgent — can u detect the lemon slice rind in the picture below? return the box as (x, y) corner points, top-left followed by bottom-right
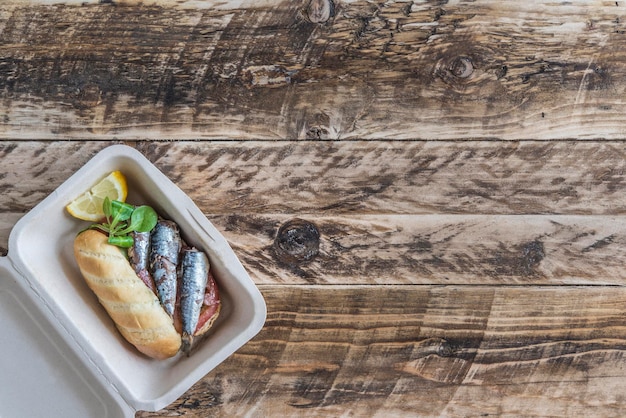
(66, 171), (128, 222)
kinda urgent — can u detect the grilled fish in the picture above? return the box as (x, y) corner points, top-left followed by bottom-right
(128, 231), (157, 294)
(179, 248), (210, 354)
(149, 220), (182, 317)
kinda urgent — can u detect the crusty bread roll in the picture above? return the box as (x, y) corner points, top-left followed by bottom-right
(74, 230), (182, 359)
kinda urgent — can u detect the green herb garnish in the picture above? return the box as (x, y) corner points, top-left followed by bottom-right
(89, 197), (158, 248)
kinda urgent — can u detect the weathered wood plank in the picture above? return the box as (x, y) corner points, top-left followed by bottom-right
(222, 213), (626, 285)
(3, 141), (626, 285)
(135, 140), (626, 216)
(4, 140), (626, 217)
(4, 208), (626, 286)
(2, 1), (626, 139)
(137, 285), (626, 417)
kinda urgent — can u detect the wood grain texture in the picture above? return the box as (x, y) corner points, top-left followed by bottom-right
(137, 285), (626, 417)
(223, 213), (626, 285)
(4, 140), (626, 217)
(2, 1), (626, 139)
(3, 141), (626, 286)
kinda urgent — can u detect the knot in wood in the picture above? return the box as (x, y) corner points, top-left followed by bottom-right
(449, 56), (474, 79)
(73, 83), (102, 109)
(306, 126), (329, 140)
(305, 0), (335, 24)
(434, 55), (477, 91)
(437, 340), (453, 357)
(273, 219), (320, 265)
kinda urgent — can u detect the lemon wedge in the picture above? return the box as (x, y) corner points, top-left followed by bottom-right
(66, 171), (128, 221)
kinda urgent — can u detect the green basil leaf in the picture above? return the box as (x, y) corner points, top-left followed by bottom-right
(131, 206), (158, 232)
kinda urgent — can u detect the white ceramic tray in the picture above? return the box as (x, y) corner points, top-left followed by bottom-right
(0, 145), (267, 417)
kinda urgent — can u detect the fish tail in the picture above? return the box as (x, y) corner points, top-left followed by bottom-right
(181, 332), (193, 356)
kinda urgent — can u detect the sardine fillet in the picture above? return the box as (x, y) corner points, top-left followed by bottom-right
(74, 230), (182, 360)
(150, 220), (181, 317)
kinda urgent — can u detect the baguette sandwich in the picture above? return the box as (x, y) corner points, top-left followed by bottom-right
(74, 227), (220, 359)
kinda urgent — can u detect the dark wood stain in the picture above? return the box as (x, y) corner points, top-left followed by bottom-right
(2, 1), (626, 139)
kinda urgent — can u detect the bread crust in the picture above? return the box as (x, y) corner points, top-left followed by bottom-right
(74, 230), (181, 359)
(196, 303), (221, 336)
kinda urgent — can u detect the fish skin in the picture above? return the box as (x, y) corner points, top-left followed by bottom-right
(179, 248), (210, 355)
(149, 220), (182, 317)
(128, 231), (157, 294)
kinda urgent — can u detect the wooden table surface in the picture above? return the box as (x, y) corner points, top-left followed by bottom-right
(3, 0), (626, 416)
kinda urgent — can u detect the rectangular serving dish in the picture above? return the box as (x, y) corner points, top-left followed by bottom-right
(1, 144), (266, 416)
